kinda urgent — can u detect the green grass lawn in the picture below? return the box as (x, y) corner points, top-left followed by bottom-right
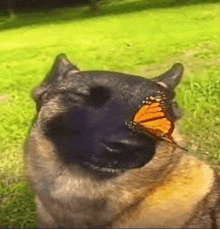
(0, 0), (220, 227)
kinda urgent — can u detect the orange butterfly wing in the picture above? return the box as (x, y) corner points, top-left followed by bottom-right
(133, 101), (174, 139)
(126, 95), (187, 151)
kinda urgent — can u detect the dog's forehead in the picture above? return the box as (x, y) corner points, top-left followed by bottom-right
(62, 71), (170, 105)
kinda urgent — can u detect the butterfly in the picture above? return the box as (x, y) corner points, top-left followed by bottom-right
(125, 92), (187, 151)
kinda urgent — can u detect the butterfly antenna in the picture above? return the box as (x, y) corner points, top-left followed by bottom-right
(161, 136), (188, 152)
(173, 141), (188, 152)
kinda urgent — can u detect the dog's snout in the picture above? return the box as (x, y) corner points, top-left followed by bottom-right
(101, 138), (144, 153)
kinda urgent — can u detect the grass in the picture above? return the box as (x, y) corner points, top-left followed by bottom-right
(0, 0), (220, 227)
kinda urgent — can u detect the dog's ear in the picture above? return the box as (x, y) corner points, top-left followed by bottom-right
(154, 63), (184, 90)
(154, 63), (184, 120)
(33, 54), (79, 110)
(46, 53), (79, 83)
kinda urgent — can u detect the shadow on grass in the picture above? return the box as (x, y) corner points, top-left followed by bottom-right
(0, 0), (220, 32)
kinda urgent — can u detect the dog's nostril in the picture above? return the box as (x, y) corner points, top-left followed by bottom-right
(101, 140), (142, 153)
(100, 142), (121, 153)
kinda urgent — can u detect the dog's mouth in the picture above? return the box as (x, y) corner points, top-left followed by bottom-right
(81, 140), (156, 176)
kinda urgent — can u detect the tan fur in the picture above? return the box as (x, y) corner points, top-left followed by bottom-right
(112, 155), (214, 228)
(28, 126), (219, 228)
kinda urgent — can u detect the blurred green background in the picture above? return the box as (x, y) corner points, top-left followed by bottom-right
(0, 0), (220, 227)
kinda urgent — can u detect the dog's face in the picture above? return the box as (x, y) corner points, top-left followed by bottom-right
(32, 54), (183, 178)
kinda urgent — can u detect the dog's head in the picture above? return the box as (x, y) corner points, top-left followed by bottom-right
(32, 54), (184, 178)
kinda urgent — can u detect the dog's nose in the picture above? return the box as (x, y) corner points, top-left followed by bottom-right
(101, 138), (145, 153)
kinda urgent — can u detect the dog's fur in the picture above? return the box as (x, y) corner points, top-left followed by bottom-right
(27, 54), (220, 228)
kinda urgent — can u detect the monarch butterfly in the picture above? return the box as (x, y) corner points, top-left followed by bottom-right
(125, 92), (187, 151)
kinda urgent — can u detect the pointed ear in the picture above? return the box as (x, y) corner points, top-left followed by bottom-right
(33, 54), (79, 107)
(154, 63), (184, 90)
(47, 53), (80, 82)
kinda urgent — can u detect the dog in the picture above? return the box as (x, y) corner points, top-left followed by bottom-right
(27, 54), (220, 228)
